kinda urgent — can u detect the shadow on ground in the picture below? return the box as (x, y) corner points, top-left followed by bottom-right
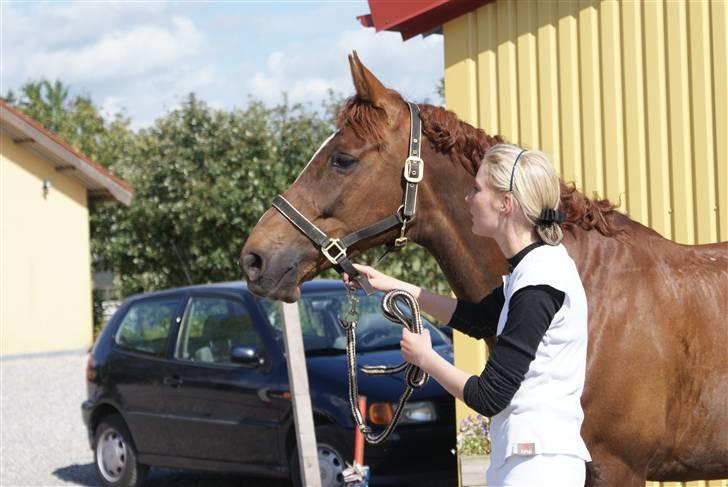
(53, 464), (99, 486)
(53, 463), (291, 487)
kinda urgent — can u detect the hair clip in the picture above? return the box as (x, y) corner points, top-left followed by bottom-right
(538, 208), (566, 225)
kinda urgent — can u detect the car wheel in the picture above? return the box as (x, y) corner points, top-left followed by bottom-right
(93, 414), (149, 487)
(290, 425), (351, 487)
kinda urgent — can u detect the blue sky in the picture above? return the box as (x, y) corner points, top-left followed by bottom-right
(2, 1), (444, 128)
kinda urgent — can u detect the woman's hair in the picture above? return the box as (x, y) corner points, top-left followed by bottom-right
(482, 144), (564, 245)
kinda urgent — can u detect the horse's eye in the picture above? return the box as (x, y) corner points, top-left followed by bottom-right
(330, 153), (358, 170)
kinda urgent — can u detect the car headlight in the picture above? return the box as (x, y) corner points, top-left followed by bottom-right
(368, 400), (437, 425)
(399, 401), (437, 423)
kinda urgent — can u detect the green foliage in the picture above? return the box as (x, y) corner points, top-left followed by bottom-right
(10, 80), (109, 162)
(6, 82), (451, 324)
(437, 77), (445, 102)
(90, 93), (341, 295)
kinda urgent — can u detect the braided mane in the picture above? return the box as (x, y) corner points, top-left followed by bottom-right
(337, 97), (622, 237)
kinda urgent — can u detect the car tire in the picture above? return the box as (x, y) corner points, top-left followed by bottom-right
(93, 414), (149, 487)
(290, 425), (352, 487)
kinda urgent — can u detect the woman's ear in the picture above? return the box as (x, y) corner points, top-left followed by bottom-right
(501, 193), (513, 213)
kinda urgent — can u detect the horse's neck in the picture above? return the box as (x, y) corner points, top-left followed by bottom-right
(410, 134), (658, 300)
(412, 151), (508, 301)
(411, 149), (634, 301)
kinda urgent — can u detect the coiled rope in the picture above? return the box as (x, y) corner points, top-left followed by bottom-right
(339, 288), (429, 445)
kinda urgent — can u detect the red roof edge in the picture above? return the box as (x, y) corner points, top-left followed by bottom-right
(359, 0), (493, 40)
(0, 99), (134, 194)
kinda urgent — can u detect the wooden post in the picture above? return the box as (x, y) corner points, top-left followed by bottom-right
(280, 302), (322, 487)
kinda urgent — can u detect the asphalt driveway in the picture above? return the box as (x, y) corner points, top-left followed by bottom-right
(0, 351), (290, 487)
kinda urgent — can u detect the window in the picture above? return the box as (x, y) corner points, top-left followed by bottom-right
(114, 297), (181, 356)
(258, 290), (448, 353)
(258, 294), (341, 352)
(175, 297), (261, 364)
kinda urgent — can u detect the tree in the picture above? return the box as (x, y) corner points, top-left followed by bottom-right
(7, 81), (451, 326)
(92, 93), (451, 299)
(7, 80), (110, 164)
(90, 94), (331, 294)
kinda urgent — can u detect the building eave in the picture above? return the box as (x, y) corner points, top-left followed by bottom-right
(358, 0), (494, 40)
(0, 100), (133, 206)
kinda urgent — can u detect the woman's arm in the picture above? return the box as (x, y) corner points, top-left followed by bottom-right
(400, 328), (470, 402)
(402, 285), (565, 417)
(345, 264), (457, 323)
(421, 344), (471, 402)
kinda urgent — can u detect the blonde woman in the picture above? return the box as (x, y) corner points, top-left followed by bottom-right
(346, 144), (591, 486)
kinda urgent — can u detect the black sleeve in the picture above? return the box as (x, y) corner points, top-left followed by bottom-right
(462, 285), (565, 417)
(446, 285), (505, 340)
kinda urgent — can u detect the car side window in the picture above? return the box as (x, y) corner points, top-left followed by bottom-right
(175, 296), (262, 364)
(114, 297), (181, 356)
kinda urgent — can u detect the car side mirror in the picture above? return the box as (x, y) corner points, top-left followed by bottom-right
(230, 345), (264, 366)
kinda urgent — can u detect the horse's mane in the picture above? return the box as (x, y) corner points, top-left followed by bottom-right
(337, 97), (622, 237)
(559, 181), (622, 237)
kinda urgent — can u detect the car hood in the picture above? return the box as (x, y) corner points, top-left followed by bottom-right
(306, 344), (454, 403)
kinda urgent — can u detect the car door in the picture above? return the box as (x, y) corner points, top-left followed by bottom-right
(107, 294), (186, 455)
(162, 291), (284, 465)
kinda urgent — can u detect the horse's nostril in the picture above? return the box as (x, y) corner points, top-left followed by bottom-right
(241, 252), (264, 281)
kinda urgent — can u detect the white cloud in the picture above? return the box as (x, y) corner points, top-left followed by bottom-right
(245, 27), (443, 107)
(23, 17), (205, 82)
(2, 2), (218, 127)
(1, 2), (444, 129)
(7, 2), (169, 48)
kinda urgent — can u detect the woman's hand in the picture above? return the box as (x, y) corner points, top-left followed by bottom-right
(342, 263), (409, 294)
(400, 328), (434, 369)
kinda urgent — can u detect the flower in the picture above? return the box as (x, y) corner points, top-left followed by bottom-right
(454, 414), (491, 456)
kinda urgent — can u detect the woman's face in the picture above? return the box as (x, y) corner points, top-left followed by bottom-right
(465, 166), (505, 237)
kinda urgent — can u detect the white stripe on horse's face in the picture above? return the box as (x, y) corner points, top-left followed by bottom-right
(292, 130), (339, 184)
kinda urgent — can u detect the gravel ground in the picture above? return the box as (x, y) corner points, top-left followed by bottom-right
(0, 351), (290, 487)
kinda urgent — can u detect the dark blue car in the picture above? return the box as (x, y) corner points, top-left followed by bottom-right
(82, 279), (457, 487)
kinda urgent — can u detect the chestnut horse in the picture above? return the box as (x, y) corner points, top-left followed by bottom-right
(241, 53), (728, 485)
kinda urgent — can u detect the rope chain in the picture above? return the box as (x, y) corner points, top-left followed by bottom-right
(339, 287), (429, 445)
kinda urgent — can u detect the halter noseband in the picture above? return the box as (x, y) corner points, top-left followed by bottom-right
(271, 102), (424, 294)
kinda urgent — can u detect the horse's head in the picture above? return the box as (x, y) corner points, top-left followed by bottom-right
(240, 52), (431, 302)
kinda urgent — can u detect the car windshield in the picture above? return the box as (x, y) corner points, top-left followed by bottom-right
(256, 289), (449, 354)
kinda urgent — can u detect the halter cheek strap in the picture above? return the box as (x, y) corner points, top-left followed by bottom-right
(271, 102), (424, 295)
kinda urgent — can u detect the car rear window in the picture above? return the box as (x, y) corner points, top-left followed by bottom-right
(114, 297), (181, 356)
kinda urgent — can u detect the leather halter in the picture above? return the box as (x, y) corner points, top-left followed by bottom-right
(271, 102), (424, 294)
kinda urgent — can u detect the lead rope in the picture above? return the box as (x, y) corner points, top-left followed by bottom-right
(339, 286), (429, 445)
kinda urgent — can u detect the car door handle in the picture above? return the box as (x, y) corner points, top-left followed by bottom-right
(163, 376), (184, 387)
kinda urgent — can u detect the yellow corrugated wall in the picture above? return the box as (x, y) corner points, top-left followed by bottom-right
(443, 1), (727, 486)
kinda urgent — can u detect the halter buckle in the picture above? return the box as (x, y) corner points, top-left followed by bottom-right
(322, 238), (347, 265)
(404, 156), (424, 183)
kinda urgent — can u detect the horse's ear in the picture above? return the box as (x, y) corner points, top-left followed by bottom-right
(348, 50), (390, 108)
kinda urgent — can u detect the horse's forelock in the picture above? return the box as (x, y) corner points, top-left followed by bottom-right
(336, 95), (397, 147)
